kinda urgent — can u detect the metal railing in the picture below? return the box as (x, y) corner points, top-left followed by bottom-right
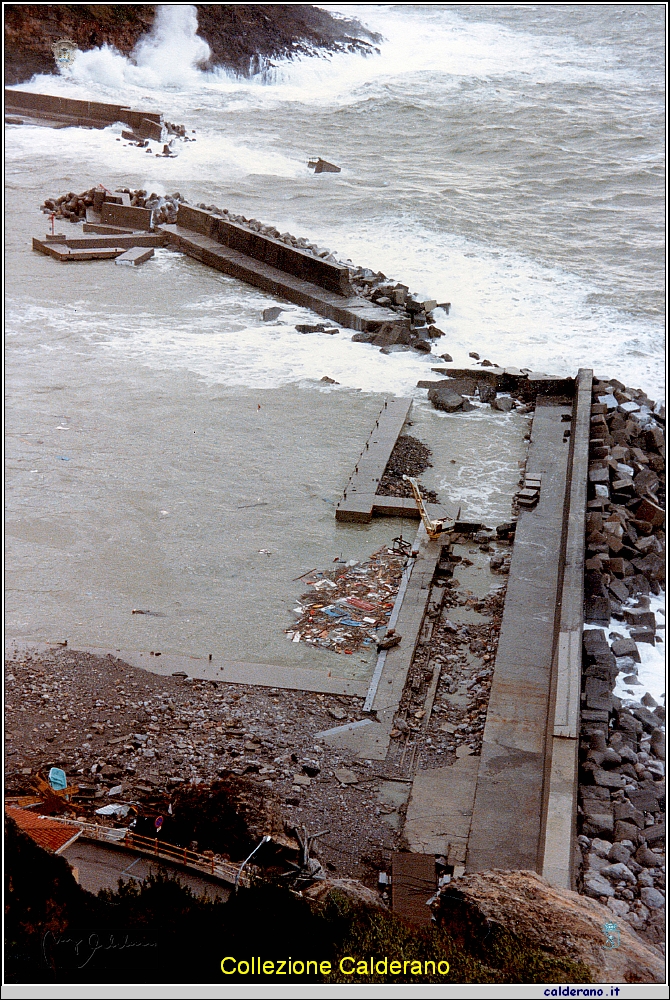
(39, 815), (249, 887)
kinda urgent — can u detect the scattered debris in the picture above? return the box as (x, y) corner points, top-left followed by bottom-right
(377, 630), (402, 651)
(286, 546), (405, 654)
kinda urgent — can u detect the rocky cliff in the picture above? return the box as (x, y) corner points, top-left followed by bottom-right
(4, 4), (381, 85)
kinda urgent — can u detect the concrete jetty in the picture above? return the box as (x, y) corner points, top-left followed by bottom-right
(160, 204), (409, 338)
(5, 89), (163, 139)
(466, 394), (576, 874)
(335, 397), (459, 523)
(336, 398), (413, 521)
(329, 372), (593, 887)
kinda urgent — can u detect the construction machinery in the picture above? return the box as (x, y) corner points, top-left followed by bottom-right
(403, 475), (455, 540)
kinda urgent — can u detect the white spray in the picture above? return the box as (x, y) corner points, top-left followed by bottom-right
(68, 4), (211, 90)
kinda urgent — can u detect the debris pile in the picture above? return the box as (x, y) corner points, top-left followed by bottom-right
(286, 548), (406, 653)
(387, 533), (510, 768)
(420, 368), (577, 413)
(5, 647), (406, 881)
(377, 434), (438, 502)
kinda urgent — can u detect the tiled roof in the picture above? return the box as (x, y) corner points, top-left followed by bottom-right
(5, 804), (82, 855)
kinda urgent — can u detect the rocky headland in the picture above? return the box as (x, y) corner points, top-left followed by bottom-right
(4, 4), (381, 85)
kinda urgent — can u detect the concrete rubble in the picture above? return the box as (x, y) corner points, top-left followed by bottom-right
(5, 646), (406, 883)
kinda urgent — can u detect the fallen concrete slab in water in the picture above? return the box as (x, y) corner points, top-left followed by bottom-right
(115, 247), (155, 267)
(101, 202), (154, 231)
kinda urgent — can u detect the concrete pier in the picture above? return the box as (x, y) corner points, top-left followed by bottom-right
(162, 222), (406, 334)
(336, 397), (412, 520)
(335, 397), (459, 523)
(33, 234), (165, 252)
(542, 369), (592, 888)
(5, 89), (163, 138)
(466, 395), (575, 874)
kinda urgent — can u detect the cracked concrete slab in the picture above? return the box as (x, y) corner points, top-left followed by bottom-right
(404, 754), (480, 861)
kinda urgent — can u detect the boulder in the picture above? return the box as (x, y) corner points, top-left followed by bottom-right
(614, 820), (641, 843)
(432, 870), (664, 983)
(581, 800), (613, 837)
(302, 877), (386, 910)
(640, 822), (665, 847)
(607, 843), (632, 865)
(370, 322), (411, 347)
(478, 383), (497, 404)
(428, 384), (466, 413)
(639, 887), (664, 910)
(491, 396), (514, 413)
(601, 862), (636, 884)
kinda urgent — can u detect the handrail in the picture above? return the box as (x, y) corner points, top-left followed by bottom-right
(38, 814), (250, 887)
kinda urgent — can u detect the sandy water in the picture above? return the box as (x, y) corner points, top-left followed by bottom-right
(5, 185), (525, 675)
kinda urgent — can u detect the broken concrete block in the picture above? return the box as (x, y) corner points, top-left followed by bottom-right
(101, 202), (154, 231)
(478, 383), (497, 404)
(491, 396), (514, 412)
(334, 768), (358, 785)
(633, 496), (665, 527)
(262, 306), (283, 321)
(115, 247), (155, 266)
(585, 677), (614, 712)
(428, 385), (465, 412)
(610, 638), (640, 661)
(613, 820), (641, 843)
(309, 158), (341, 173)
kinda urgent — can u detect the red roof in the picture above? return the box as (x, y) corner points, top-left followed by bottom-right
(6, 805), (82, 854)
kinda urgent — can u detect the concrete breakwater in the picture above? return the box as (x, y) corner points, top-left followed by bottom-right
(35, 183), (448, 346)
(5, 89), (165, 141)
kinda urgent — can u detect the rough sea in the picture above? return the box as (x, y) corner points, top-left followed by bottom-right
(5, 4), (665, 692)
